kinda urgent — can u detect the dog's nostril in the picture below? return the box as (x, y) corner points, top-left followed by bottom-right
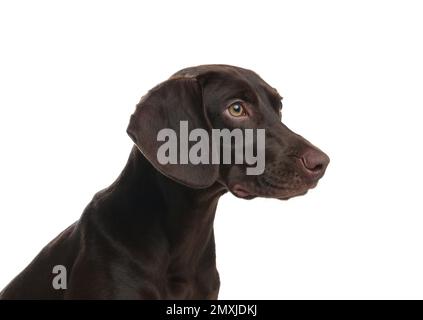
(311, 163), (323, 171)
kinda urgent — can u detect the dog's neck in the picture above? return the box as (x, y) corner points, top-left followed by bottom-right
(101, 146), (227, 267)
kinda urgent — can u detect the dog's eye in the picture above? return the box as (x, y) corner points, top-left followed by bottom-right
(228, 102), (247, 117)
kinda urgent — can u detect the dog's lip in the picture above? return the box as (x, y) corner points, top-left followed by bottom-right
(231, 180), (318, 200)
(308, 180), (318, 189)
(278, 190), (308, 200)
(231, 184), (255, 199)
(278, 181), (318, 200)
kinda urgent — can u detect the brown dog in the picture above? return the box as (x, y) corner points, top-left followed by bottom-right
(0, 65), (329, 299)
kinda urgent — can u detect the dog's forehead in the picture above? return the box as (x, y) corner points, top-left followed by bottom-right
(172, 64), (259, 82)
(171, 64), (282, 100)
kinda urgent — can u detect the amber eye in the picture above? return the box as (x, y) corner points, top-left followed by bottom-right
(228, 102), (247, 117)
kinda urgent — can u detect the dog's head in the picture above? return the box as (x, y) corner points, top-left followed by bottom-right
(127, 65), (329, 200)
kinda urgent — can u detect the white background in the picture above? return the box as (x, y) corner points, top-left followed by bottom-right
(1, 0), (422, 299)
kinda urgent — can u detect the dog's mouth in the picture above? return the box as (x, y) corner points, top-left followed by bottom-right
(230, 180), (318, 200)
(277, 185), (314, 200)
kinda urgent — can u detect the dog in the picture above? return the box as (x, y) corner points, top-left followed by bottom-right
(0, 65), (329, 299)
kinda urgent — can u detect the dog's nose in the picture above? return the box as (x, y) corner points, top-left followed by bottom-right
(299, 148), (330, 179)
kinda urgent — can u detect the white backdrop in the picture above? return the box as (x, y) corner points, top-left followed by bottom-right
(1, 0), (422, 299)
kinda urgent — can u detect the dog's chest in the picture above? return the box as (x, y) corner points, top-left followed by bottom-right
(164, 269), (220, 299)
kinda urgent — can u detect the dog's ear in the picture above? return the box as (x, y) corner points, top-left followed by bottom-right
(127, 77), (219, 188)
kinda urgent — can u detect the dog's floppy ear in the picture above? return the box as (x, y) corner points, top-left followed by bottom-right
(127, 77), (219, 188)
